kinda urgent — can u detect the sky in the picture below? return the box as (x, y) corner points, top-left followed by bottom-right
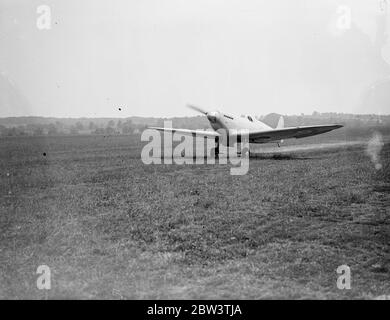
(0, 0), (389, 118)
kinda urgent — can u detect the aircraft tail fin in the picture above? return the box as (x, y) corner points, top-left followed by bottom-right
(276, 116), (284, 129)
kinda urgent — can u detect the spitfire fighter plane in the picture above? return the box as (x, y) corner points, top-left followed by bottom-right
(150, 104), (343, 156)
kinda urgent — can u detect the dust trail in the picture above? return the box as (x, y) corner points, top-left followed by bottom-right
(366, 132), (384, 170)
(258, 141), (365, 154)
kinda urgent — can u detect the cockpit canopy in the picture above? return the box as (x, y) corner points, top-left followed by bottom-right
(241, 114), (260, 122)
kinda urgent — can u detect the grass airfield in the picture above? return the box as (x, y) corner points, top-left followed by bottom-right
(0, 127), (389, 299)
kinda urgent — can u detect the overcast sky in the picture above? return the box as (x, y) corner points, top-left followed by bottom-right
(0, 0), (389, 118)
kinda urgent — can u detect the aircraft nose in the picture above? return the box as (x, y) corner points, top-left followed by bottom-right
(207, 111), (218, 123)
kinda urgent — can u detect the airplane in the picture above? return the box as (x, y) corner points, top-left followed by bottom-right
(150, 104), (343, 157)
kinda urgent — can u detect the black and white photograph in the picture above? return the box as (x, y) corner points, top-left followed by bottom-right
(0, 0), (389, 304)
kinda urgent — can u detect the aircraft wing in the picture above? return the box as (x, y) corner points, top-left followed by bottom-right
(149, 127), (220, 138)
(247, 124), (343, 143)
(149, 124), (343, 142)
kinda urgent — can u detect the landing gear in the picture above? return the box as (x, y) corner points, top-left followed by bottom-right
(242, 145), (250, 158)
(214, 136), (220, 158)
(237, 146), (250, 157)
(213, 139), (251, 159)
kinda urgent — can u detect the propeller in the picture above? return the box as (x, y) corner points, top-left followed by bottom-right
(186, 104), (208, 115)
(186, 104), (218, 123)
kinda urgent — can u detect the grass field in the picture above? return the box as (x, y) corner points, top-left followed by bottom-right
(0, 126), (389, 299)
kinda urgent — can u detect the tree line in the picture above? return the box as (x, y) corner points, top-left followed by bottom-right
(0, 119), (149, 137)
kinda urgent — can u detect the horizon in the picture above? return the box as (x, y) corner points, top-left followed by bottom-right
(0, 110), (390, 119)
(0, 111), (389, 120)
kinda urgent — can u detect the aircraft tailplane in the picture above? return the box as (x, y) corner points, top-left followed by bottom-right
(276, 116), (284, 129)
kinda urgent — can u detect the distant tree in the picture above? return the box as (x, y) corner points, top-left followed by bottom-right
(33, 127), (44, 136)
(88, 121), (96, 130)
(70, 125), (79, 135)
(312, 111), (320, 116)
(121, 120), (133, 134)
(55, 121), (64, 129)
(107, 120), (115, 127)
(139, 124), (148, 132)
(17, 126), (27, 136)
(75, 121), (84, 131)
(48, 124), (58, 135)
(0, 125), (6, 136)
(2, 126), (29, 136)
(105, 126), (115, 135)
(94, 127), (105, 134)
(6, 127), (16, 136)
(117, 120), (123, 130)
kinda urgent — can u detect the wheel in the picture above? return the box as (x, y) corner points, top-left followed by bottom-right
(215, 137), (220, 158)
